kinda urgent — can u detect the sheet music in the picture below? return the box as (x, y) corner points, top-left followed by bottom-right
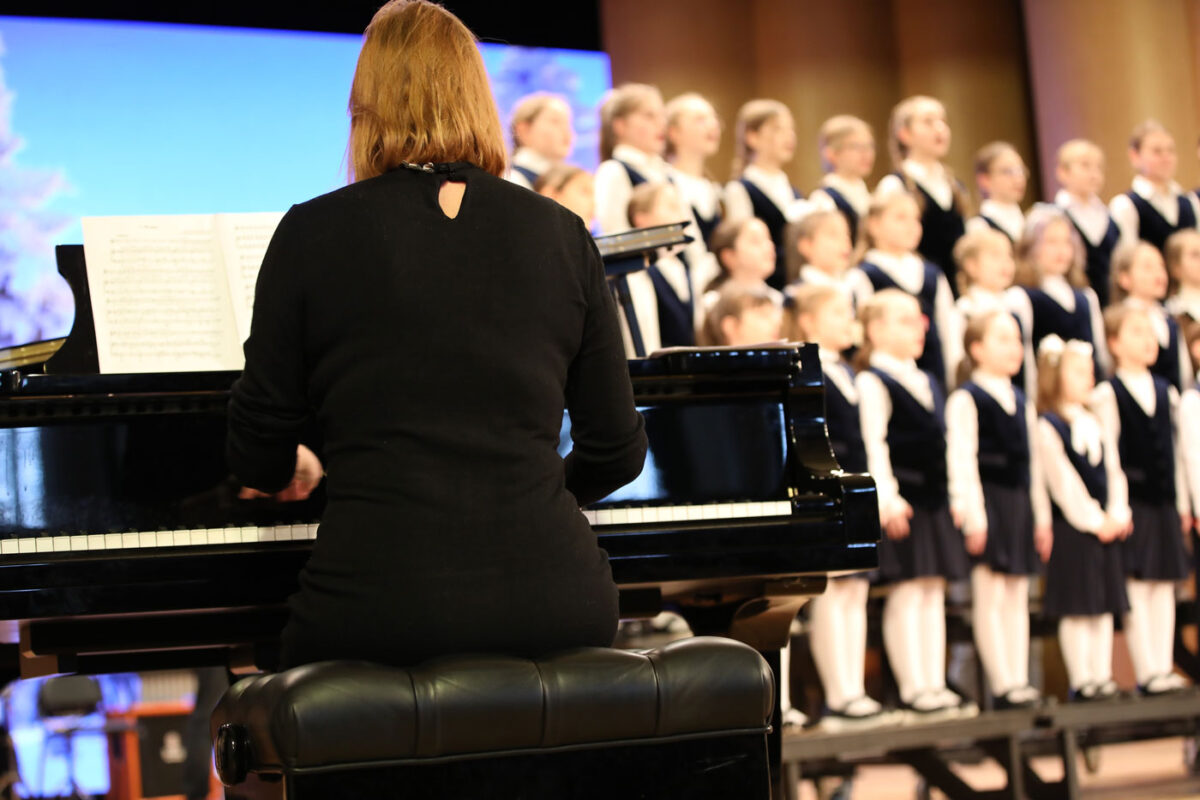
(82, 214), (272, 373)
(216, 211), (285, 342)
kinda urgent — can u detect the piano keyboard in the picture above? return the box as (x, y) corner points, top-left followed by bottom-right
(0, 501), (794, 557)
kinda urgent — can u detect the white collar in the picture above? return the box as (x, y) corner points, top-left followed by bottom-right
(870, 350), (920, 378)
(1040, 275), (1077, 311)
(1115, 367), (1153, 386)
(1060, 402), (1103, 465)
(1132, 175), (1185, 202)
(512, 147), (554, 176)
(864, 249), (924, 273)
(963, 286), (1007, 310)
(1169, 285), (1200, 318)
(822, 173), (871, 214)
(979, 200), (1025, 240)
(612, 144), (667, 180)
(1054, 189), (1106, 212)
(819, 347), (845, 367)
(970, 370), (1016, 412)
(902, 158), (945, 184)
(799, 265), (842, 286)
(743, 164), (793, 190)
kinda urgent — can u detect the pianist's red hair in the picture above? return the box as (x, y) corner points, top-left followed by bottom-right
(348, 0), (507, 182)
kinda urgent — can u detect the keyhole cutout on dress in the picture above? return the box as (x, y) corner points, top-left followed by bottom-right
(438, 180), (466, 220)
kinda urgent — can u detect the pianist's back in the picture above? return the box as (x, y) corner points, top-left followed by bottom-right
(230, 162), (648, 668)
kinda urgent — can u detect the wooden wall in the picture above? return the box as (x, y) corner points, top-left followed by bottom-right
(601, 0), (1200, 203)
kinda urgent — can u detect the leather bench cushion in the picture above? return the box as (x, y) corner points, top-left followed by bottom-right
(211, 636), (774, 771)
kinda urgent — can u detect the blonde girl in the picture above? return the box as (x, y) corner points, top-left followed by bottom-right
(724, 99), (807, 290)
(1109, 120), (1200, 254)
(809, 115), (875, 245)
(1037, 336), (1130, 700)
(876, 95), (971, 293)
(1164, 229), (1200, 325)
(968, 142), (1028, 243)
(1110, 241), (1191, 390)
(1054, 139), (1119, 307)
(783, 210), (857, 300)
(849, 192), (961, 390)
(506, 92), (574, 190)
(946, 311), (1051, 707)
(1008, 208), (1109, 393)
(594, 83), (668, 235)
(664, 92), (724, 245)
(535, 165), (594, 227)
(855, 289), (974, 717)
(698, 281), (781, 347)
(1091, 304), (1191, 695)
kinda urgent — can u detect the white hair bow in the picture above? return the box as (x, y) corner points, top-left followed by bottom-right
(1037, 334), (1093, 365)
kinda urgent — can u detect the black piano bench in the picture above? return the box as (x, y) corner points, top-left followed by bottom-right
(211, 636), (776, 800)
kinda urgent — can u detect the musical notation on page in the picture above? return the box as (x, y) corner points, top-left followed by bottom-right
(81, 212), (283, 374)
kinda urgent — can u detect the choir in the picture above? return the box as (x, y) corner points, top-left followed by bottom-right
(505, 87), (1200, 729)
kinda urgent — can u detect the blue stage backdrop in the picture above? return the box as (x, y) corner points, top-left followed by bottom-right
(0, 16), (611, 347)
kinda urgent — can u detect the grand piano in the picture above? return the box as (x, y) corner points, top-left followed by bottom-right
(0, 230), (879, 683)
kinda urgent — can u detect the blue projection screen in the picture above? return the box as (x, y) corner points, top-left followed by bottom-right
(0, 16), (611, 347)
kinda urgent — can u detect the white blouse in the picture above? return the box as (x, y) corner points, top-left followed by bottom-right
(945, 371), (1051, 536)
(724, 165), (810, 225)
(1055, 189), (1114, 247)
(1036, 404), (1129, 534)
(1180, 385), (1200, 517)
(967, 200), (1025, 241)
(594, 143), (670, 236)
(856, 351), (936, 520)
(809, 174), (871, 219)
(1090, 371), (1189, 517)
(875, 159), (954, 210)
(1109, 176), (1200, 249)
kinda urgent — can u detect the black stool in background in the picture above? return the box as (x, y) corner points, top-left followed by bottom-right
(212, 636), (775, 799)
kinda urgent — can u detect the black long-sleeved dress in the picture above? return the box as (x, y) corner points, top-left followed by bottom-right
(227, 162), (647, 669)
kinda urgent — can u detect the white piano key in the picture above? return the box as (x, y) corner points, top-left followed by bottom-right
(700, 504), (719, 520)
(307, 524), (319, 539)
(672, 506), (692, 522)
(731, 503), (750, 518)
(608, 508), (629, 524)
(716, 504), (734, 519)
(92, 534), (110, 551)
(173, 531), (190, 547)
(122, 532), (140, 549)
(641, 506), (659, 523)
(105, 533), (122, 550)
(52, 537), (70, 552)
(139, 532), (156, 548)
(746, 502), (764, 518)
(686, 505), (703, 521)
(71, 536), (89, 551)
(1, 540), (17, 556)
(772, 500), (792, 516)
(156, 531), (173, 548)
(35, 538), (52, 553)
(594, 509), (613, 525)
(258, 527), (277, 542)
(18, 539), (35, 554)
(239, 526), (257, 542)
(625, 507), (644, 524)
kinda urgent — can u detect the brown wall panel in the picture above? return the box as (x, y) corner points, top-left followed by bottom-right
(1024, 0), (1200, 200)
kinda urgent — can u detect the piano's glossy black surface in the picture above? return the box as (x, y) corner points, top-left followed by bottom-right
(0, 344), (878, 679)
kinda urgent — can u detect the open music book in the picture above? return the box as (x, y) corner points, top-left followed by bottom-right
(81, 212), (283, 373)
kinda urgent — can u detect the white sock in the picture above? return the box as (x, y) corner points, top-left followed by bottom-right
(779, 637), (794, 712)
(1002, 575), (1031, 689)
(1058, 616), (1094, 690)
(1124, 579), (1156, 685)
(1091, 614), (1114, 684)
(846, 577), (870, 700)
(971, 565), (1012, 695)
(1149, 581), (1177, 677)
(919, 577), (948, 693)
(883, 580), (927, 703)
(809, 580), (855, 710)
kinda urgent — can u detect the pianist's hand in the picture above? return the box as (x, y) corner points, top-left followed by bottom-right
(238, 444), (324, 502)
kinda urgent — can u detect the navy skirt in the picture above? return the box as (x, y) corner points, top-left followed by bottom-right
(972, 482), (1039, 575)
(1122, 501), (1188, 581)
(1042, 516), (1129, 618)
(878, 504), (970, 583)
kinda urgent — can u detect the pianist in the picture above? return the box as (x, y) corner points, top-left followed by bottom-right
(226, 0), (646, 669)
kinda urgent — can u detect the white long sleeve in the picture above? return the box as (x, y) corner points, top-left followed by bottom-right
(1089, 382), (1131, 523)
(946, 389), (985, 535)
(1027, 401), (1052, 529)
(1005, 287), (1037, 398)
(1181, 388), (1200, 518)
(934, 272), (963, 389)
(1107, 192), (1140, 250)
(1083, 287), (1111, 378)
(723, 180), (753, 224)
(1169, 385), (1190, 518)
(856, 370), (906, 520)
(594, 159), (635, 236)
(1036, 417), (1107, 535)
